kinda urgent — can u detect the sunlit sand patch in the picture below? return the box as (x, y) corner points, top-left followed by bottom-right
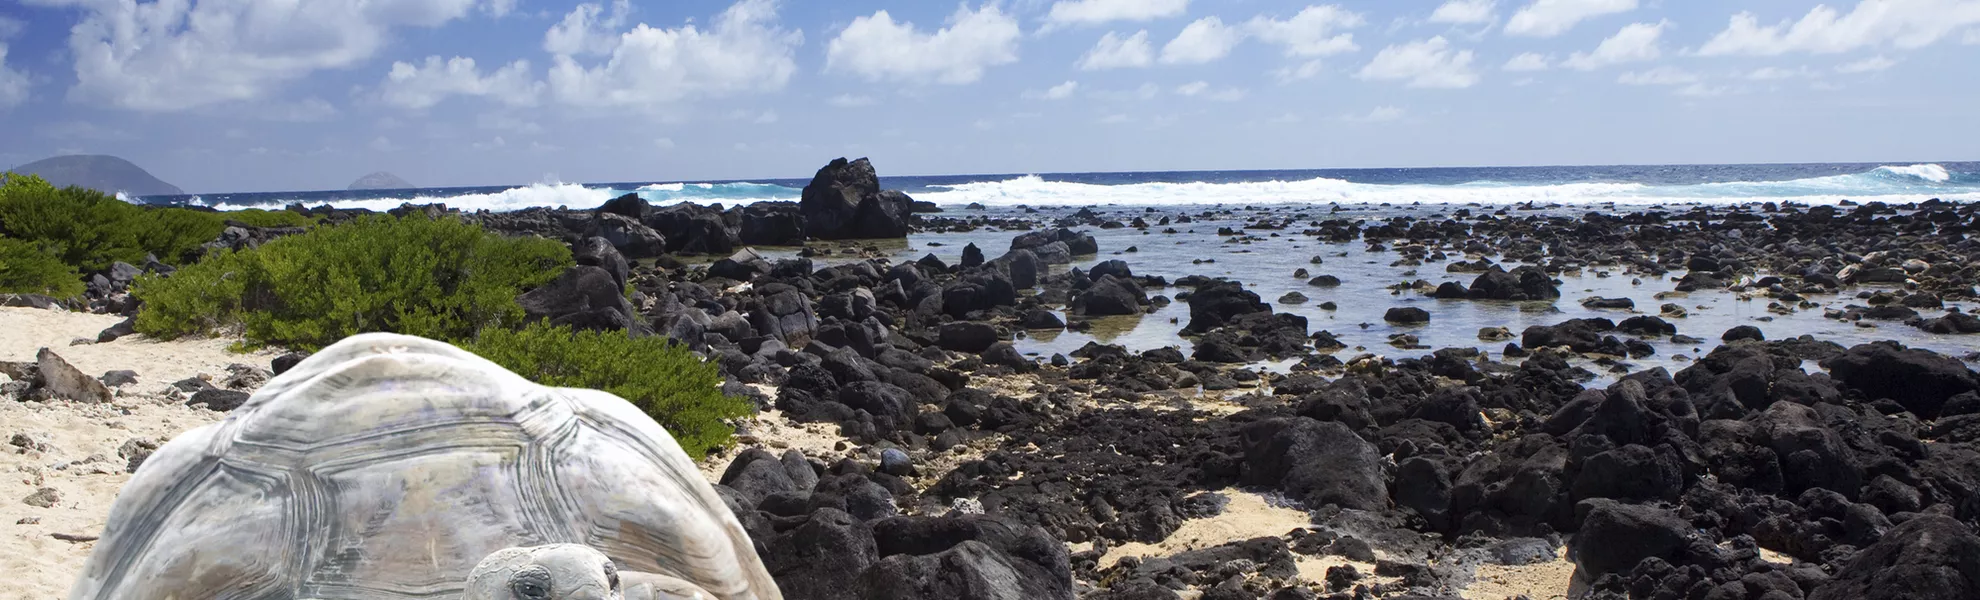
(1099, 489), (1312, 568)
(1461, 545), (1575, 600)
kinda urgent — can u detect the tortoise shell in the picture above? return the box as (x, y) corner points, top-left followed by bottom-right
(70, 333), (780, 600)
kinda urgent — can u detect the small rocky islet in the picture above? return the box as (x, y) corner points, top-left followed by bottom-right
(16, 157), (1980, 600)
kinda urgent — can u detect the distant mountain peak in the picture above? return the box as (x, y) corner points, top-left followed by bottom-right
(349, 171), (415, 190)
(9, 154), (184, 197)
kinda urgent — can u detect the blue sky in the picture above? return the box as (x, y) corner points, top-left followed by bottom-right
(0, 0), (1976, 193)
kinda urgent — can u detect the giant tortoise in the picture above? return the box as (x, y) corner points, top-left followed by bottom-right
(70, 332), (781, 599)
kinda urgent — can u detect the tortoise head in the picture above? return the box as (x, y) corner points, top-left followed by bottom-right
(464, 544), (624, 600)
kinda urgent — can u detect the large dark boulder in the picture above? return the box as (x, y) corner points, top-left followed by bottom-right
(1570, 502), (1698, 579)
(938, 322), (1000, 353)
(862, 516), (1075, 600)
(740, 201), (807, 246)
(585, 212), (667, 258)
(747, 284), (819, 345)
(801, 158), (914, 240)
(1808, 515), (1980, 600)
(517, 266), (642, 334)
(646, 203), (738, 255)
(762, 508), (879, 600)
(1821, 342), (1980, 419)
(1073, 275), (1146, 316)
(1240, 418), (1387, 511)
(1467, 266), (1560, 301)
(571, 236), (630, 291)
(1184, 281), (1270, 334)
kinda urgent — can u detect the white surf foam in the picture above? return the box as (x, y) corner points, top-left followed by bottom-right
(1873, 163), (1952, 183)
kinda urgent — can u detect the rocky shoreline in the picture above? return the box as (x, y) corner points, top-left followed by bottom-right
(9, 158), (1980, 599)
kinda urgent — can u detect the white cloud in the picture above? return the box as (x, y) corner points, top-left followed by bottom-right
(1355, 36), (1479, 88)
(1505, 0), (1637, 38)
(826, 4), (1020, 84)
(1273, 59), (1326, 82)
(1077, 30), (1154, 70)
(1043, 0), (1189, 27)
(1746, 66), (1815, 80)
(1342, 105), (1406, 122)
(370, 136), (398, 153)
(1562, 20), (1666, 70)
(653, 138), (675, 149)
(1247, 5), (1363, 57)
(543, 0), (629, 56)
(1172, 80), (1246, 100)
(549, 0), (802, 107)
(1700, 1), (1980, 56)
(1429, 0), (1497, 25)
(828, 93), (876, 107)
(1967, 28), (1980, 44)
(1503, 52), (1550, 71)
(380, 56), (542, 109)
(1676, 82), (1728, 97)
(29, 0), (504, 111)
(1025, 80), (1080, 99)
(0, 44), (27, 110)
(1099, 113), (1132, 124)
(1160, 17), (1244, 65)
(1836, 55), (1898, 73)
(1617, 66), (1697, 85)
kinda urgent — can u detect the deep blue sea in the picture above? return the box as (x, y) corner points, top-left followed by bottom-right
(136, 161), (1980, 211)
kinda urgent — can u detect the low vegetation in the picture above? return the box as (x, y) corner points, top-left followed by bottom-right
(132, 213), (572, 350)
(0, 172), (316, 275)
(129, 212), (745, 452)
(467, 321), (750, 460)
(0, 237), (85, 299)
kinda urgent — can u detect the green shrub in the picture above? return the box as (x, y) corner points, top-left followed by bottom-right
(467, 321), (749, 460)
(0, 237), (85, 299)
(0, 172), (319, 270)
(133, 213), (571, 350)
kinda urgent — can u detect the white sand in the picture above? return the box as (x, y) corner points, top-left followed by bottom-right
(1, 307), (253, 600)
(0, 307), (279, 394)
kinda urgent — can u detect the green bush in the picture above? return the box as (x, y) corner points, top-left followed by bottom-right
(0, 237), (85, 299)
(466, 321), (749, 460)
(0, 172), (318, 271)
(133, 213), (571, 350)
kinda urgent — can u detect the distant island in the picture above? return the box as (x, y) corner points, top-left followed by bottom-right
(349, 172), (415, 190)
(9, 155), (184, 196)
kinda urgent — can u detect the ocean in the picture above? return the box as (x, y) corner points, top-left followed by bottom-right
(134, 161), (1980, 212)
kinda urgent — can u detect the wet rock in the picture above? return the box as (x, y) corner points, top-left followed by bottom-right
(938, 322), (1000, 353)
(1384, 307), (1430, 324)
(1020, 309), (1066, 330)
(1074, 276), (1147, 316)
(1433, 281), (1469, 299)
(1581, 297), (1636, 310)
(1821, 341), (1979, 418)
(1468, 266), (1561, 301)
(1185, 281), (1270, 334)
(1722, 325), (1765, 342)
